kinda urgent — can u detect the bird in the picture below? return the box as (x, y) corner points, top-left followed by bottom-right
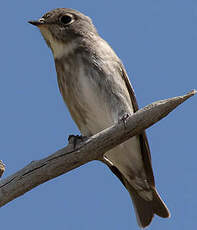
(29, 8), (170, 227)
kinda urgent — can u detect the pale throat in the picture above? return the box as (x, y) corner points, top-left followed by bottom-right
(39, 27), (76, 59)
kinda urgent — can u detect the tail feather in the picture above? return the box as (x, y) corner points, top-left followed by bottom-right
(131, 190), (153, 228)
(105, 164), (170, 228)
(152, 188), (170, 218)
(128, 184), (170, 228)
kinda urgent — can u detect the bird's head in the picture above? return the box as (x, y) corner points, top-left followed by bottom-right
(29, 8), (97, 58)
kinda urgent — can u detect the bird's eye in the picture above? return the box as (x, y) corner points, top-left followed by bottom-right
(60, 15), (73, 24)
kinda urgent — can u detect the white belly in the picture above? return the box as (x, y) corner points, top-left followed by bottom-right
(78, 68), (116, 135)
(76, 69), (144, 176)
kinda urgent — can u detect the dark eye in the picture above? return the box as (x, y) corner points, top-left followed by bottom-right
(60, 15), (73, 24)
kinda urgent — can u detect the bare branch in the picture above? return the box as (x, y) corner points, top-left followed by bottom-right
(0, 90), (195, 208)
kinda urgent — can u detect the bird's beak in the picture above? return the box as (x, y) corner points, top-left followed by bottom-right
(28, 18), (45, 27)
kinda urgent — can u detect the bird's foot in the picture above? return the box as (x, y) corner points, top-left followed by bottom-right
(68, 135), (88, 149)
(118, 113), (130, 129)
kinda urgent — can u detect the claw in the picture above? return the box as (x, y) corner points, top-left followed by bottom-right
(119, 113), (130, 129)
(68, 135), (88, 149)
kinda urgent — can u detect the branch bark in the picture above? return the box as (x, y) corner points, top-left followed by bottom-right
(0, 90), (196, 208)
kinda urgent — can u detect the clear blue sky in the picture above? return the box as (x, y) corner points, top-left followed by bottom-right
(0, 1), (196, 229)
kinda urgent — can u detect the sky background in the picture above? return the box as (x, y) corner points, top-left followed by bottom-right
(0, 0), (196, 229)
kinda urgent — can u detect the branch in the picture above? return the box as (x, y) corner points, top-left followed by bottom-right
(0, 90), (196, 207)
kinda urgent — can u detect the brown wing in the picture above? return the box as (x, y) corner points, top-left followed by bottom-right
(120, 65), (155, 187)
(104, 63), (170, 227)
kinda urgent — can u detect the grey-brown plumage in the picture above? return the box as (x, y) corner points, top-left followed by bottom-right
(29, 8), (170, 227)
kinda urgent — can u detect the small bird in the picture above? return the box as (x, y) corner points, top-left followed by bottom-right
(29, 8), (170, 227)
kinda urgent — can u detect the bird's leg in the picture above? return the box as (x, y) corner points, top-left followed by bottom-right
(118, 113), (130, 129)
(68, 135), (88, 149)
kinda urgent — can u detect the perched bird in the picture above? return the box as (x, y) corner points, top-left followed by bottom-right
(29, 8), (170, 227)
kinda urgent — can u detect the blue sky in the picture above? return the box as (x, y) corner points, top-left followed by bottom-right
(0, 1), (196, 229)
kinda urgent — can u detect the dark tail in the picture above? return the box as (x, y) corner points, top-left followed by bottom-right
(128, 185), (170, 228)
(106, 164), (170, 228)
